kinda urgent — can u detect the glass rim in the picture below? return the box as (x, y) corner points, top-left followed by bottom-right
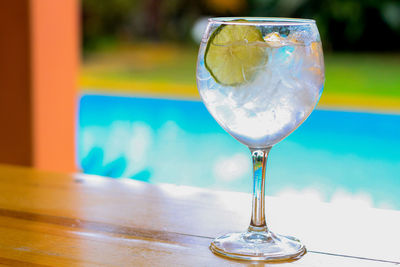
(208, 17), (316, 26)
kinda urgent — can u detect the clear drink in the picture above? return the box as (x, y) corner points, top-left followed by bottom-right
(196, 18), (325, 262)
(197, 25), (324, 148)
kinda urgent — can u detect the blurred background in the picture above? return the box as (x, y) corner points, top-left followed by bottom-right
(77, 0), (400, 209)
(78, 0), (400, 210)
(1, 1), (399, 211)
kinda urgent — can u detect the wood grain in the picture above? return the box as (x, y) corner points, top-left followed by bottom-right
(0, 164), (398, 266)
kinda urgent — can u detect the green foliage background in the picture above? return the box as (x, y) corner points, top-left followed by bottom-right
(82, 0), (400, 51)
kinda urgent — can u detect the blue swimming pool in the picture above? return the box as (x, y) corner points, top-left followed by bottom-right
(78, 94), (400, 210)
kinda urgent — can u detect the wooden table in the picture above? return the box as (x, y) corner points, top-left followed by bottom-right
(0, 164), (399, 266)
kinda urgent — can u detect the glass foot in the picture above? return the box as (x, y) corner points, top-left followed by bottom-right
(210, 231), (306, 262)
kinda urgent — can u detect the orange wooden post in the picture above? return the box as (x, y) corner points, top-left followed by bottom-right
(0, 0), (78, 172)
(30, 0), (78, 172)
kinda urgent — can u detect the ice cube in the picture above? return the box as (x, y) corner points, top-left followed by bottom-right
(264, 32), (287, 48)
(267, 44), (296, 70)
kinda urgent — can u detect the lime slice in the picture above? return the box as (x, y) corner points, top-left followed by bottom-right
(204, 22), (267, 86)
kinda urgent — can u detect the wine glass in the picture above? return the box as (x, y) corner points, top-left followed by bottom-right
(196, 17), (324, 261)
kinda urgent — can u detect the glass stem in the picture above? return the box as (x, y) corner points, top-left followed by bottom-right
(248, 147), (271, 233)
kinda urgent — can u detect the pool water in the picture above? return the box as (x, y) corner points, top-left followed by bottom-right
(78, 94), (400, 210)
